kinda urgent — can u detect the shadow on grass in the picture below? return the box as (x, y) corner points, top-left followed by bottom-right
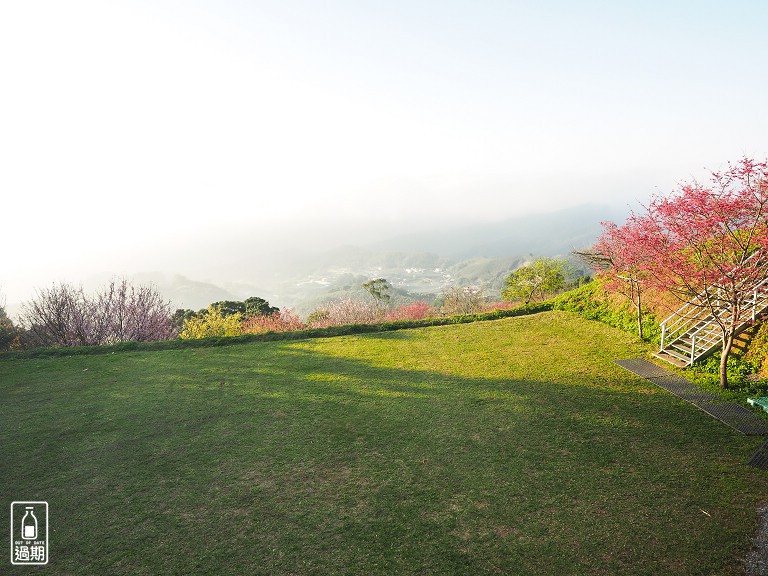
(3, 338), (767, 574)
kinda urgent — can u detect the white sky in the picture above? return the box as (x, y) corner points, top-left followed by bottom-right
(2, 0), (767, 303)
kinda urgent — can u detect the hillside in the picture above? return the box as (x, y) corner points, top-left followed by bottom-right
(2, 311), (766, 574)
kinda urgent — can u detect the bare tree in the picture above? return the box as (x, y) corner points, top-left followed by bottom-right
(439, 286), (484, 316)
(22, 283), (83, 346)
(117, 280), (174, 341)
(21, 279), (174, 347)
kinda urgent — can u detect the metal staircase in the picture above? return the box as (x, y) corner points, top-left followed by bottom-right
(656, 280), (768, 367)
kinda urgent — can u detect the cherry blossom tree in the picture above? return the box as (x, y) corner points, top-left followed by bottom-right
(386, 301), (437, 321)
(578, 220), (652, 339)
(242, 308), (306, 334)
(603, 158), (768, 388)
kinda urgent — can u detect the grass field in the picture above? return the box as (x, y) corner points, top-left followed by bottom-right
(2, 310), (767, 574)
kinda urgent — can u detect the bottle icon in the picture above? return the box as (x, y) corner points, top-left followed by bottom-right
(21, 507), (37, 540)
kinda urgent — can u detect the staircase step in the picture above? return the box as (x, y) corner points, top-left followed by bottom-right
(668, 344), (692, 357)
(660, 273), (768, 371)
(658, 348), (692, 365)
(680, 338), (720, 350)
(676, 335), (719, 347)
(652, 351), (689, 368)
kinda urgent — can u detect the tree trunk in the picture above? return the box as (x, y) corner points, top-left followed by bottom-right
(719, 330), (736, 389)
(634, 287), (644, 340)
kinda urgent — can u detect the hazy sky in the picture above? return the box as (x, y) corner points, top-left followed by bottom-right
(2, 0), (767, 304)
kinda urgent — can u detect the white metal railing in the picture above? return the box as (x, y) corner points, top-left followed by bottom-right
(661, 289), (768, 346)
(659, 252), (768, 365)
(659, 295), (713, 352)
(660, 250), (767, 348)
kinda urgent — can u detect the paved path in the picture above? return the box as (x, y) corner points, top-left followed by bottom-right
(615, 358), (768, 469)
(746, 506), (768, 576)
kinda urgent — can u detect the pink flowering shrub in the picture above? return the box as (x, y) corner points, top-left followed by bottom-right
(481, 301), (518, 313)
(241, 308), (306, 334)
(307, 299), (383, 328)
(385, 301), (437, 321)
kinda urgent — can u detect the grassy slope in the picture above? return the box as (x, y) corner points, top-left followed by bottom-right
(1, 311), (767, 575)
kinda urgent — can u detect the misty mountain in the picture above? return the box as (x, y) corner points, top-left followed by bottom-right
(4, 203), (621, 321)
(155, 203), (625, 313)
(364, 203), (626, 258)
(130, 273), (272, 312)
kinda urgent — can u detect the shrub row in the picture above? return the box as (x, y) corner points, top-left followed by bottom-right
(0, 302), (553, 360)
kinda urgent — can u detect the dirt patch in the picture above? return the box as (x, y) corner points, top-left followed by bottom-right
(746, 505), (768, 576)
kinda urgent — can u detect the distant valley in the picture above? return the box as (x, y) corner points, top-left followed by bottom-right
(137, 204), (626, 315)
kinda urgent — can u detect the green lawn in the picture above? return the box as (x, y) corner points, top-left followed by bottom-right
(2, 311), (767, 575)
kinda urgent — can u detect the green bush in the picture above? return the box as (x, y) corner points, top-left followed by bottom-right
(551, 282), (660, 342)
(745, 321), (768, 375)
(691, 354), (762, 390)
(684, 354), (768, 404)
(0, 318), (18, 351)
(502, 257), (568, 303)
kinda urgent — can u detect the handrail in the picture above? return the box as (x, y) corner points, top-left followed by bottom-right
(660, 248), (766, 329)
(659, 249), (768, 352)
(670, 283), (768, 343)
(659, 299), (710, 351)
(683, 288), (768, 362)
(659, 251), (768, 363)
